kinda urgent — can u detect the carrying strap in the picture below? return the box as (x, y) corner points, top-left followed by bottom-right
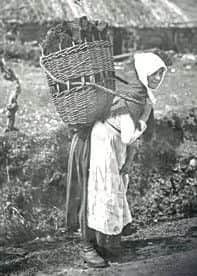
(40, 58), (144, 105)
(106, 121), (121, 134)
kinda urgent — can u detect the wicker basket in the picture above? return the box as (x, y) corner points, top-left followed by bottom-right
(40, 40), (116, 128)
(52, 84), (114, 127)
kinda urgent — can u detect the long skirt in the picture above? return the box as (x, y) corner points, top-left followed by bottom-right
(65, 125), (131, 249)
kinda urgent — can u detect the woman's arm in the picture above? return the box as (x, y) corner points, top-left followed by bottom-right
(142, 109), (155, 142)
(140, 100), (153, 123)
(120, 114), (135, 144)
(120, 114), (147, 144)
(120, 99), (153, 144)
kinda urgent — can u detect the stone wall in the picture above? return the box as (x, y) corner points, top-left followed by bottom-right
(4, 21), (58, 44)
(120, 26), (197, 54)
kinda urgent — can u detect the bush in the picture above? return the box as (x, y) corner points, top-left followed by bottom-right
(127, 109), (197, 228)
(0, 41), (41, 66)
(0, 127), (70, 245)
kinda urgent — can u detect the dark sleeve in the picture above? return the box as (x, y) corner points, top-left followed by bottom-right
(125, 100), (145, 126)
(142, 109), (155, 142)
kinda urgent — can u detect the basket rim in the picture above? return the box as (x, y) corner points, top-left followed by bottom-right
(40, 39), (113, 59)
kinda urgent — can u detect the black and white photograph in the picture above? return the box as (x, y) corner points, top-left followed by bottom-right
(0, 0), (197, 275)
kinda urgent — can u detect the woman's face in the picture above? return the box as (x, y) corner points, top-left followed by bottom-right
(147, 67), (165, 89)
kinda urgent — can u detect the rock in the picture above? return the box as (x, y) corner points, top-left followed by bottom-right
(189, 158), (197, 168)
(170, 68), (176, 73)
(185, 65), (192, 70)
(181, 54), (197, 67)
(181, 54), (196, 62)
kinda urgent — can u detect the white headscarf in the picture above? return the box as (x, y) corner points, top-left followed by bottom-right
(134, 52), (167, 105)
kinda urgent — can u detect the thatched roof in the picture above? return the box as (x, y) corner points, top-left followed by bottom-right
(170, 0), (197, 23)
(0, 0), (196, 27)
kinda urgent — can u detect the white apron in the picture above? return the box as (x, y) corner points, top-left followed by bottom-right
(87, 114), (133, 235)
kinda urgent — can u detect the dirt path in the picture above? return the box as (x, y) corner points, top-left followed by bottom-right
(38, 249), (197, 276)
(6, 217), (195, 276)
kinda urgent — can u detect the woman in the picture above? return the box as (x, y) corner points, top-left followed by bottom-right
(65, 52), (167, 268)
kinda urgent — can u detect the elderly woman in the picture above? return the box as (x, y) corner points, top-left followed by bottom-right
(65, 52), (167, 268)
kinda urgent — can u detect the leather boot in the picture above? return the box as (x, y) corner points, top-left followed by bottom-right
(81, 243), (108, 268)
(97, 245), (122, 258)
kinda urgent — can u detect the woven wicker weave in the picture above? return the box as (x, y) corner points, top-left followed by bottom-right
(40, 40), (116, 128)
(52, 85), (114, 126)
(41, 41), (114, 82)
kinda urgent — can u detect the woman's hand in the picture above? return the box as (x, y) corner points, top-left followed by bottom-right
(138, 119), (147, 132)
